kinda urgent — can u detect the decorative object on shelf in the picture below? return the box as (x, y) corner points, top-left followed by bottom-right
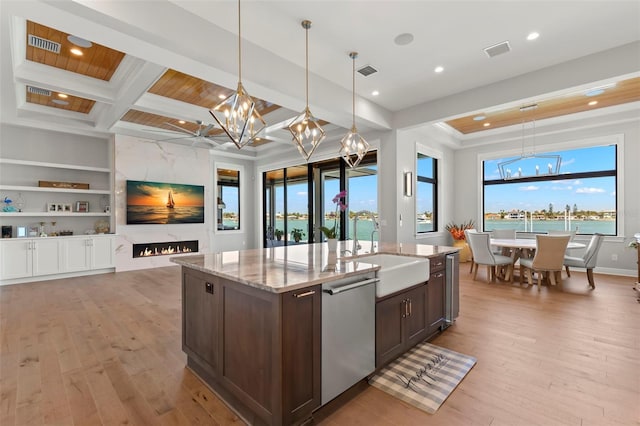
(50, 221), (57, 236)
(100, 195), (110, 212)
(497, 106), (561, 180)
(47, 202), (57, 212)
(38, 221), (47, 237)
(209, 0), (266, 149)
(15, 193), (25, 212)
(76, 201), (89, 212)
(63, 204), (72, 212)
(59, 230), (73, 236)
(291, 228), (305, 243)
(28, 225), (38, 237)
(16, 226), (27, 238)
(94, 219), (110, 234)
(340, 52), (370, 168)
(321, 190), (347, 242)
(1, 226), (11, 238)
(2, 196), (18, 212)
(288, 20), (325, 161)
(38, 180), (90, 189)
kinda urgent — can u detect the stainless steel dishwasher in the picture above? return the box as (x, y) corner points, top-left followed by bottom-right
(321, 272), (377, 405)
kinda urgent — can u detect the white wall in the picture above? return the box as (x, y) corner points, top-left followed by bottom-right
(453, 112), (640, 275)
(113, 135), (257, 271)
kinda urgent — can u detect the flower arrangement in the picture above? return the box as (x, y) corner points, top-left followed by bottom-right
(320, 190), (347, 239)
(445, 220), (475, 241)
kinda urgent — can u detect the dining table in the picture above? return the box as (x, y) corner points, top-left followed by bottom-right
(489, 238), (586, 282)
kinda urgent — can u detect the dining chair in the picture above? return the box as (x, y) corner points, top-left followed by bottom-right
(519, 235), (570, 291)
(547, 230), (577, 240)
(491, 229), (517, 239)
(563, 233), (604, 289)
(466, 232), (514, 283)
(464, 228), (478, 274)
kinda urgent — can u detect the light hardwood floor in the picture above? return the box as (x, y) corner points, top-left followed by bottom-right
(1, 265), (638, 425)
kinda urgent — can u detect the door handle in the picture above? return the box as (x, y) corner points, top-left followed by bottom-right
(408, 298), (412, 316)
(294, 290), (315, 298)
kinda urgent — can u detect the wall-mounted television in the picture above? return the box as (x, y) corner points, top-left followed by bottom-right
(126, 180), (204, 224)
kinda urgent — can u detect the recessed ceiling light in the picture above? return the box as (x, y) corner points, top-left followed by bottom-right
(70, 48), (83, 56)
(218, 94), (226, 99)
(67, 35), (93, 48)
(51, 99), (69, 105)
(394, 33), (414, 46)
(483, 122), (491, 127)
(588, 100), (598, 106)
(57, 93), (68, 99)
(371, 90), (379, 96)
(526, 32), (540, 41)
(473, 115), (486, 121)
(434, 66), (444, 73)
(178, 120), (186, 124)
(585, 89), (604, 97)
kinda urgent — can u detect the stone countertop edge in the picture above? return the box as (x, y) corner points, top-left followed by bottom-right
(171, 242), (459, 294)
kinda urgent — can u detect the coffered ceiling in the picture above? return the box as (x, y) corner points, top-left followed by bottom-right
(1, 1), (639, 159)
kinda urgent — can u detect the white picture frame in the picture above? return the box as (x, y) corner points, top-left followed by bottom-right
(47, 202), (57, 212)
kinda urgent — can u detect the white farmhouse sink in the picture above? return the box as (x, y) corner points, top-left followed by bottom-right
(355, 254), (429, 297)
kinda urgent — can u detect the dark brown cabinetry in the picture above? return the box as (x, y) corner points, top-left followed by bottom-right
(375, 283), (428, 367)
(182, 268), (219, 377)
(182, 267), (321, 426)
(427, 255), (446, 334)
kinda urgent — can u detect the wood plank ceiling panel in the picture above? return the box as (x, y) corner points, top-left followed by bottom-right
(148, 69), (282, 116)
(446, 77), (640, 134)
(26, 89), (95, 114)
(26, 20), (125, 81)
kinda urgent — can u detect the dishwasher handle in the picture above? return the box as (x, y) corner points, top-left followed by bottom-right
(324, 278), (379, 295)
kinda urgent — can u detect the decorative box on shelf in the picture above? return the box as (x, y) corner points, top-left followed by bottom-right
(38, 180), (90, 190)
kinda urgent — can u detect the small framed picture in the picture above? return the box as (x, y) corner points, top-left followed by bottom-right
(104, 205), (111, 213)
(76, 201), (89, 213)
(47, 202), (57, 212)
(56, 203), (64, 212)
(63, 204), (72, 212)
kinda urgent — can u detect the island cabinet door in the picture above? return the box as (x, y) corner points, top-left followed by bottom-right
(282, 285), (321, 426)
(404, 284), (428, 348)
(182, 269), (219, 377)
(427, 257), (446, 334)
(375, 291), (406, 367)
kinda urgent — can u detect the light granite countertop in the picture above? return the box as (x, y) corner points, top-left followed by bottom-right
(171, 241), (458, 293)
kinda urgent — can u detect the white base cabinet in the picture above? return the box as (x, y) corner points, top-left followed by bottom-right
(0, 235), (115, 283)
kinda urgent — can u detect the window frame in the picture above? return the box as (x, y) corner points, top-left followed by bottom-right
(415, 143), (441, 235)
(478, 134), (625, 238)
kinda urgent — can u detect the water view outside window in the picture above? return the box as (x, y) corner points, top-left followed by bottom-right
(346, 163), (378, 242)
(416, 153), (437, 233)
(483, 145), (617, 235)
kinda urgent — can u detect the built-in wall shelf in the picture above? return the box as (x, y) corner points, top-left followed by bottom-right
(0, 212), (110, 217)
(0, 158), (111, 173)
(0, 185), (110, 195)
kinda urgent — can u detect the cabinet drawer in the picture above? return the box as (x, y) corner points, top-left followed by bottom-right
(429, 255), (446, 273)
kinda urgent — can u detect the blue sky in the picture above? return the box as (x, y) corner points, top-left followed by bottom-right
(267, 144), (616, 215)
(484, 145), (616, 212)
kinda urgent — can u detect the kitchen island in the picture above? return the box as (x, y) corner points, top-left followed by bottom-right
(171, 241), (458, 426)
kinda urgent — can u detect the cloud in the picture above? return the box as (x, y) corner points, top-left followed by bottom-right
(561, 158), (575, 167)
(576, 187), (605, 194)
(551, 186), (572, 191)
(519, 185), (539, 191)
(610, 191), (616, 196)
(573, 179), (582, 185)
(296, 191), (307, 196)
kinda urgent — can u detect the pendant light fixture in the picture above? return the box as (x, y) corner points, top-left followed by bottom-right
(209, 0), (266, 149)
(340, 52), (369, 168)
(287, 20), (325, 161)
(497, 104), (561, 180)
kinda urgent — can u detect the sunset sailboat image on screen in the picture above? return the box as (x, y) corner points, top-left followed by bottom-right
(126, 180), (204, 224)
(166, 190), (175, 209)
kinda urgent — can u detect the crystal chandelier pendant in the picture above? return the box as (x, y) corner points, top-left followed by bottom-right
(288, 107), (326, 161)
(340, 125), (370, 168)
(340, 52), (369, 168)
(288, 20), (325, 161)
(210, 82), (266, 149)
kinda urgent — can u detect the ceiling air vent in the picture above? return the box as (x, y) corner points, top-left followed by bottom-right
(483, 41), (511, 58)
(357, 65), (378, 77)
(28, 34), (61, 54)
(27, 86), (51, 96)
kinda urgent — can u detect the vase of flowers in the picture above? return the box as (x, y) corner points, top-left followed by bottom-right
(321, 190), (347, 254)
(445, 220), (475, 262)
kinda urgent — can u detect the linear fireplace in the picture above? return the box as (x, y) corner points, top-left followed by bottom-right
(133, 240), (198, 258)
